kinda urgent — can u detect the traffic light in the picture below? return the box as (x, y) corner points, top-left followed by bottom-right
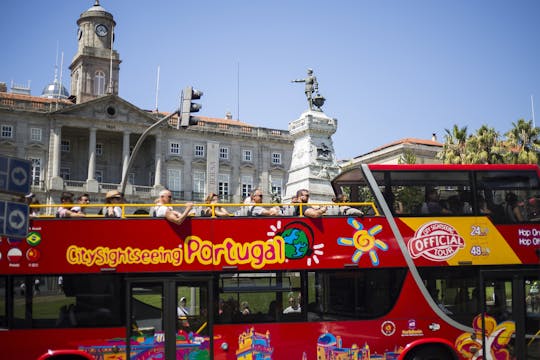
(179, 86), (203, 128)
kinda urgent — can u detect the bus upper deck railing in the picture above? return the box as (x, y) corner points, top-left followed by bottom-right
(28, 202), (379, 219)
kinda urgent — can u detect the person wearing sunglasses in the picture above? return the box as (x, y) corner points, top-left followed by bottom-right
(250, 189), (280, 216)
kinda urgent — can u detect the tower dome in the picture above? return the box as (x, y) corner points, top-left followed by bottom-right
(41, 79), (69, 99)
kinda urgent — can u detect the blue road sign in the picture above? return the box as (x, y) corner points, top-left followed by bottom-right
(0, 200), (29, 238)
(0, 156), (31, 196)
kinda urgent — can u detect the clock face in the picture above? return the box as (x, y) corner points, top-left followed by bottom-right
(95, 24), (108, 37)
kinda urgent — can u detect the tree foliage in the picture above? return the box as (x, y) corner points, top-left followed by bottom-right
(437, 119), (540, 164)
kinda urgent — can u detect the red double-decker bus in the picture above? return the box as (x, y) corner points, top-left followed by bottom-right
(1, 164), (539, 359)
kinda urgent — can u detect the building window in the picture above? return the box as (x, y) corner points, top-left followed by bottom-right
(94, 70), (106, 95)
(242, 149), (252, 162)
(219, 147), (229, 160)
(193, 171), (206, 194)
(272, 152), (282, 165)
(61, 140), (70, 152)
(1, 125), (13, 138)
(29, 157), (42, 186)
(96, 143), (103, 156)
(218, 174), (230, 198)
(241, 175), (253, 199)
(60, 168), (70, 180)
(271, 177), (283, 199)
(194, 144), (205, 157)
(30, 128), (42, 142)
(95, 170), (103, 183)
(169, 142), (181, 155)
(167, 168), (182, 192)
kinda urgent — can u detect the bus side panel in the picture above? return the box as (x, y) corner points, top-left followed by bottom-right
(1, 327), (124, 360)
(212, 274), (464, 359)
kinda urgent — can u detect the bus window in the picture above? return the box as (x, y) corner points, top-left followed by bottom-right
(12, 274), (122, 329)
(420, 267), (480, 326)
(308, 268), (406, 321)
(217, 272), (302, 323)
(476, 169), (540, 224)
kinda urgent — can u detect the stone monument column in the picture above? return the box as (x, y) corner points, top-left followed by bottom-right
(287, 69), (339, 203)
(285, 110), (339, 203)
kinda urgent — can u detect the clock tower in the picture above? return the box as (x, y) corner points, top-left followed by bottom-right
(70, 0), (121, 104)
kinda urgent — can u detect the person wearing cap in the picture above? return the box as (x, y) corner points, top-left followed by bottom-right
(154, 189), (193, 225)
(103, 190), (123, 218)
(177, 297), (189, 317)
(56, 192), (86, 218)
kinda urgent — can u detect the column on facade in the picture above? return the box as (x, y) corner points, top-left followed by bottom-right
(87, 127), (96, 181)
(121, 130), (130, 181)
(206, 141), (219, 196)
(153, 133), (162, 187)
(50, 125), (62, 178)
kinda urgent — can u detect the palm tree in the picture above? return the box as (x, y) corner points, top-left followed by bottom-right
(437, 124), (469, 164)
(504, 119), (540, 164)
(465, 125), (505, 164)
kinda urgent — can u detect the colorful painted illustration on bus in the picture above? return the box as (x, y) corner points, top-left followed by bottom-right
(233, 327), (402, 359)
(337, 218), (387, 265)
(455, 314), (515, 360)
(78, 329), (209, 359)
(275, 220), (325, 266)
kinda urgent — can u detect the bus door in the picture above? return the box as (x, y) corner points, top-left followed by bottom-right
(127, 276), (212, 360)
(479, 269), (540, 360)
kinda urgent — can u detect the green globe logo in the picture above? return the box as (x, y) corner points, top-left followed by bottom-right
(281, 227), (310, 260)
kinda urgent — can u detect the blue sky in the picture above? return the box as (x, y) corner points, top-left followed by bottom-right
(3, 0), (540, 160)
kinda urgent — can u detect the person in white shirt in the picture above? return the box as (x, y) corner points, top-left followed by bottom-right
(177, 297), (189, 317)
(283, 292), (301, 314)
(154, 190), (193, 225)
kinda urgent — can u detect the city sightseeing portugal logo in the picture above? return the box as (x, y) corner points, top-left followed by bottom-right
(408, 221), (465, 261)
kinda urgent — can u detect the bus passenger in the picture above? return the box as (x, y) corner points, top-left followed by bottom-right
(177, 297), (189, 317)
(154, 189), (193, 225)
(283, 292), (301, 314)
(250, 189), (281, 216)
(504, 192), (526, 222)
(421, 189), (451, 215)
(71, 193), (90, 215)
(294, 189), (327, 217)
(201, 193), (231, 217)
(331, 194), (363, 216)
(56, 192), (86, 218)
(241, 301), (251, 315)
(102, 190), (123, 218)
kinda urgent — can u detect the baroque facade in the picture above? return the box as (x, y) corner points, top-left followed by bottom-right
(0, 1), (292, 208)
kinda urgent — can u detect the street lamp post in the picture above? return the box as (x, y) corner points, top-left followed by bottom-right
(119, 110), (179, 196)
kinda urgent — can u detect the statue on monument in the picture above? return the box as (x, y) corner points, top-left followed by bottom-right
(291, 68), (325, 111)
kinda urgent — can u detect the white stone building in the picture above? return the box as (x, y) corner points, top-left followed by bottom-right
(0, 1), (293, 208)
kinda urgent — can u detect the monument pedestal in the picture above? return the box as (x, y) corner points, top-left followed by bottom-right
(285, 110), (340, 203)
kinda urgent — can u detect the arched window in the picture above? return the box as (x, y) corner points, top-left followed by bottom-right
(94, 70), (106, 95)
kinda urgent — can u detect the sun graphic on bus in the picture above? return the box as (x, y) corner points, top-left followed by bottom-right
(267, 221), (324, 266)
(337, 218), (388, 266)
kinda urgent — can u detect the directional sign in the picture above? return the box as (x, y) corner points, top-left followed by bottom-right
(0, 156), (31, 196)
(0, 200), (29, 238)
